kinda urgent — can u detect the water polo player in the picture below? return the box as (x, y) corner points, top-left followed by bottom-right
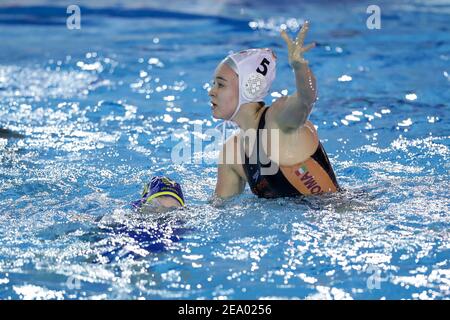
(209, 21), (340, 199)
(132, 176), (185, 212)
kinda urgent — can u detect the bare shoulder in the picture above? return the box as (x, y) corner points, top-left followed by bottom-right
(265, 96), (289, 125)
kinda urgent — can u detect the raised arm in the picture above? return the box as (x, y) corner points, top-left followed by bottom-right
(273, 21), (317, 132)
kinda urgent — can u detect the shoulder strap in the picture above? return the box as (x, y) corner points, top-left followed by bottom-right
(257, 107), (269, 148)
(256, 107), (271, 168)
(258, 107), (269, 131)
(244, 107), (269, 164)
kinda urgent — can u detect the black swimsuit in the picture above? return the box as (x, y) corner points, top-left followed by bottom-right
(242, 108), (339, 198)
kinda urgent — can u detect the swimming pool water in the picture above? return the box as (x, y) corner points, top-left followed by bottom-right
(0, 0), (449, 299)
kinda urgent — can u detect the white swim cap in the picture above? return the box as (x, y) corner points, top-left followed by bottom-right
(223, 48), (277, 121)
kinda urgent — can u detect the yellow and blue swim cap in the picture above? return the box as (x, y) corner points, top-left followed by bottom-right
(131, 176), (185, 209)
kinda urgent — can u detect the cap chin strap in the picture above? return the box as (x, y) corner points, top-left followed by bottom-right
(228, 101), (242, 122)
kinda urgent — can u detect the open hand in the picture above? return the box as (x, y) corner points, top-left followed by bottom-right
(281, 21), (316, 69)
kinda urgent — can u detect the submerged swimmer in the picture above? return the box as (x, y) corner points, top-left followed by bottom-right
(131, 176), (185, 213)
(93, 176), (186, 262)
(209, 21), (340, 199)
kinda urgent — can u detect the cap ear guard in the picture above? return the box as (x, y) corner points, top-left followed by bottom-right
(243, 72), (267, 100)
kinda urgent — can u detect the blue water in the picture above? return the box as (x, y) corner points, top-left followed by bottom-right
(0, 0), (449, 299)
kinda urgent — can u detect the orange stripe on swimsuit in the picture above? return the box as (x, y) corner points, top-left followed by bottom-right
(279, 154), (338, 195)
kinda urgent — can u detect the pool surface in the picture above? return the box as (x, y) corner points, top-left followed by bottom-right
(0, 0), (449, 299)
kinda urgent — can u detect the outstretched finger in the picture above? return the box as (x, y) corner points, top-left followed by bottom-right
(280, 30), (293, 49)
(301, 42), (316, 53)
(296, 21), (309, 47)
